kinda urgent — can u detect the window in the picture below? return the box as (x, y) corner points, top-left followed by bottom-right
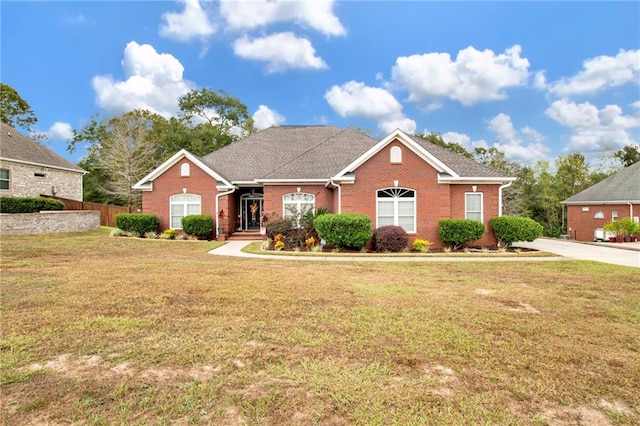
(390, 146), (402, 163)
(376, 188), (416, 233)
(0, 169), (9, 190)
(180, 163), (190, 177)
(283, 193), (315, 223)
(465, 193), (483, 222)
(612, 211), (618, 221)
(170, 194), (201, 229)
(594, 211), (604, 219)
(34, 172), (46, 177)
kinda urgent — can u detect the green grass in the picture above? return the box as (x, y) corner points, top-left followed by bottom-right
(1, 230), (638, 425)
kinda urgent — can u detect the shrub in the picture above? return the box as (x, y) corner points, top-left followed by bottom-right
(0, 196), (65, 213)
(305, 236), (316, 249)
(438, 219), (485, 250)
(300, 207), (331, 233)
(144, 231), (158, 239)
(115, 213), (159, 236)
(373, 225), (408, 252)
(489, 216), (544, 247)
(616, 217), (640, 236)
(412, 238), (430, 252)
(315, 213), (372, 250)
(162, 229), (176, 239)
(274, 241), (285, 251)
(181, 215), (213, 238)
(109, 228), (126, 238)
(286, 227), (308, 249)
(266, 217), (294, 239)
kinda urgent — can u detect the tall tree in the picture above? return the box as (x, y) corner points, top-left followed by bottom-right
(0, 83), (38, 132)
(415, 132), (474, 159)
(614, 144), (640, 167)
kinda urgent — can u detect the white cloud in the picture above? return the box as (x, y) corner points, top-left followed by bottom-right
(159, 0), (216, 42)
(548, 49), (640, 97)
(92, 41), (194, 118)
(631, 101), (640, 110)
(325, 81), (416, 134)
(390, 45), (530, 106)
(487, 113), (550, 163)
(220, 0), (345, 36)
(44, 122), (74, 140)
(545, 99), (640, 151)
(233, 32), (327, 72)
(253, 105), (285, 130)
(533, 71), (547, 90)
(441, 131), (487, 150)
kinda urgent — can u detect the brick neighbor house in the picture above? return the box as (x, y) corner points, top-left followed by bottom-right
(133, 126), (515, 248)
(563, 161), (640, 241)
(0, 123), (85, 201)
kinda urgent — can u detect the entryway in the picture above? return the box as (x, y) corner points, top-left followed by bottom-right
(239, 193), (263, 231)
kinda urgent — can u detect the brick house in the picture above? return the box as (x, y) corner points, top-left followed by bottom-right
(0, 123), (85, 201)
(563, 161), (640, 241)
(133, 126), (515, 248)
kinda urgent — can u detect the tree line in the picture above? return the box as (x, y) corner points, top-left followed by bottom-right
(2, 82), (638, 236)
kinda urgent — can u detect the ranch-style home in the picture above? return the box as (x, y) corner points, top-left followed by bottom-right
(133, 126), (515, 248)
(0, 123), (85, 201)
(563, 161), (640, 241)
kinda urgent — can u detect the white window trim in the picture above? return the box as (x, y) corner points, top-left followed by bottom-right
(465, 192), (483, 222)
(169, 194), (201, 229)
(283, 192), (315, 224)
(0, 168), (9, 190)
(612, 211), (618, 221)
(390, 146), (402, 163)
(376, 187), (416, 233)
(180, 163), (190, 177)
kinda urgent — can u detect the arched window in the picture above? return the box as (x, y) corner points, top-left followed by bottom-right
(170, 194), (201, 229)
(283, 193), (315, 223)
(180, 163), (190, 177)
(376, 187), (416, 233)
(390, 146), (402, 163)
(594, 211), (604, 219)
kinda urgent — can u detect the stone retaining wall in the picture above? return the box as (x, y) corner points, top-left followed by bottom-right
(0, 211), (100, 235)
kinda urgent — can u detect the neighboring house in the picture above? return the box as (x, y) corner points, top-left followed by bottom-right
(133, 126), (515, 248)
(0, 123), (85, 201)
(563, 161), (640, 241)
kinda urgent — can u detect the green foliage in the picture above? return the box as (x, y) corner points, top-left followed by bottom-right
(315, 213), (372, 250)
(181, 215), (213, 238)
(265, 217), (295, 239)
(115, 213), (159, 236)
(300, 207), (330, 234)
(0, 197), (64, 213)
(438, 219), (486, 250)
(615, 217), (640, 236)
(0, 83), (38, 132)
(373, 225), (408, 252)
(489, 216), (544, 247)
(614, 144), (640, 167)
(415, 132), (474, 159)
(412, 238), (430, 252)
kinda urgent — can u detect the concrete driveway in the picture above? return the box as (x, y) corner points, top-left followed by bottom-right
(515, 238), (640, 268)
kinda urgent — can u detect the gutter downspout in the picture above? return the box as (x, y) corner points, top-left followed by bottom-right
(629, 202), (634, 220)
(328, 179), (342, 213)
(498, 181), (513, 216)
(216, 187), (236, 237)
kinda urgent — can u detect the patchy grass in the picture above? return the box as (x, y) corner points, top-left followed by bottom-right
(1, 230), (639, 425)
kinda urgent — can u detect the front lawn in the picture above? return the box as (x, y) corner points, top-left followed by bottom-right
(1, 230), (638, 425)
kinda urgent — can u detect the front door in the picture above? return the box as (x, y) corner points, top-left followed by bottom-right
(240, 194), (263, 231)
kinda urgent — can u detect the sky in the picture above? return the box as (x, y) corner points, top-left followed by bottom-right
(2, 0), (639, 166)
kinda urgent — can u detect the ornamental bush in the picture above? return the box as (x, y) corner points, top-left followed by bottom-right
(412, 238), (431, 252)
(315, 213), (372, 250)
(489, 216), (543, 247)
(438, 219), (485, 250)
(115, 213), (159, 236)
(181, 215), (213, 238)
(0, 196), (65, 213)
(373, 225), (408, 252)
(265, 217), (294, 239)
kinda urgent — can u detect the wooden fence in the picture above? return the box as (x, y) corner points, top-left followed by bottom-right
(42, 195), (130, 227)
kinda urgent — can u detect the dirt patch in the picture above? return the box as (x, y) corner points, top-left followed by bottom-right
(423, 365), (459, 397)
(541, 404), (613, 425)
(475, 288), (495, 296)
(598, 399), (636, 418)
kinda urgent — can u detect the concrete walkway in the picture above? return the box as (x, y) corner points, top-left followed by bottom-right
(208, 240), (567, 263)
(516, 238), (639, 268)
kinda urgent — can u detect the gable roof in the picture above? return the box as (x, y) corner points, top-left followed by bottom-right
(201, 126), (378, 182)
(563, 161), (640, 204)
(0, 123), (85, 173)
(333, 129), (513, 182)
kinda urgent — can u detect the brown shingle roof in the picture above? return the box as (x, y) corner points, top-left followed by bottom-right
(0, 123), (84, 173)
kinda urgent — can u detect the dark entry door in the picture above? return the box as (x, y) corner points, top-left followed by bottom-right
(241, 196), (263, 230)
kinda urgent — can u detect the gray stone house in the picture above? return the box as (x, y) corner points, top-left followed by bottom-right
(0, 123), (85, 201)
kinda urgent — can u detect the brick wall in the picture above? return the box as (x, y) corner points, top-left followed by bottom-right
(263, 185), (334, 217)
(0, 160), (83, 201)
(567, 204), (640, 241)
(0, 211), (99, 235)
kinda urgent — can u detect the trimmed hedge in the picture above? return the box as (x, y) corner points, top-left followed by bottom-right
(373, 225), (408, 252)
(182, 215), (213, 238)
(489, 216), (543, 247)
(115, 213), (159, 236)
(315, 213), (372, 250)
(438, 219), (485, 249)
(0, 196), (65, 213)
(265, 217), (295, 239)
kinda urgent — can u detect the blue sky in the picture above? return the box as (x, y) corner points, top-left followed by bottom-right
(2, 1), (639, 166)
